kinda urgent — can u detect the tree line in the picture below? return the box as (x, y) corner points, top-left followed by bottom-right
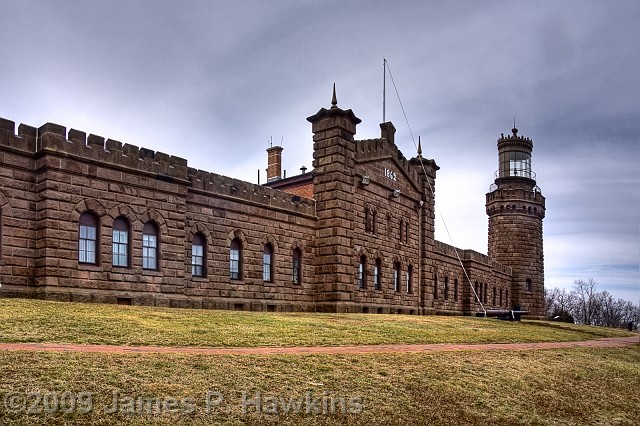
(544, 278), (639, 329)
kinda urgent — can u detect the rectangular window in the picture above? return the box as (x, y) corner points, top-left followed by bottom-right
(142, 234), (157, 270)
(509, 151), (531, 178)
(192, 244), (204, 276)
(112, 229), (128, 267)
(79, 225), (96, 263)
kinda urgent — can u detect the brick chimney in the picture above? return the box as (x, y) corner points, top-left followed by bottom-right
(266, 145), (283, 181)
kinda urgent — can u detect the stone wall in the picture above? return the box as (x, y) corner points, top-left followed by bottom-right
(431, 241), (512, 315)
(0, 117), (317, 311)
(0, 119), (38, 294)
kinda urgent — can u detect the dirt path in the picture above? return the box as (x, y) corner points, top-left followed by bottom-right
(0, 335), (637, 355)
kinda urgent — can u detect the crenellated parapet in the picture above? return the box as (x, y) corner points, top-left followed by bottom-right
(188, 168), (315, 216)
(355, 136), (437, 185)
(1, 115), (315, 217)
(497, 127), (533, 151)
(37, 122), (189, 180)
(0, 117), (38, 153)
(0, 117), (189, 180)
(434, 240), (512, 275)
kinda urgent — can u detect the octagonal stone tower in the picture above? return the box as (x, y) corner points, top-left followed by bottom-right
(486, 125), (545, 317)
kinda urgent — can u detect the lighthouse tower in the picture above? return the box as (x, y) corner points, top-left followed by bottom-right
(486, 125), (546, 317)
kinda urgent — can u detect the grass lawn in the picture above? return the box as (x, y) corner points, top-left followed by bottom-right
(0, 346), (638, 425)
(0, 298), (632, 347)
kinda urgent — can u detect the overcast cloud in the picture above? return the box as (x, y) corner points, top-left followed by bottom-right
(1, 0), (638, 302)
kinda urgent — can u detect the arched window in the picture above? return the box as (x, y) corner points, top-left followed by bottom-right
(525, 278), (532, 292)
(394, 262), (401, 292)
(454, 278), (459, 301)
(112, 217), (129, 267)
(374, 258), (381, 290)
(399, 220), (405, 242)
(406, 264), (413, 293)
(192, 233), (206, 277)
(230, 238), (242, 280)
(142, 222), (159, 270)
(358, 255), (367, 289)
(263, 243), (273, 282)
(79, 212), (99, 264)
(292, 248), (302, 284)
(444, 277), (449, 300)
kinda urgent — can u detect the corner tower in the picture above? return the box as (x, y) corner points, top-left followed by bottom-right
(486, 125), (545, 317)
(307, 85), (361, 312)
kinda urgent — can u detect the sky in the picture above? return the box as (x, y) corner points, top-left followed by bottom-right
(1, 0), (638, 303)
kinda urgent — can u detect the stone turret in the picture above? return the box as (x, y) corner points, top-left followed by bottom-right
(307, 85), (361, 312)
(486, 125), (545, 317)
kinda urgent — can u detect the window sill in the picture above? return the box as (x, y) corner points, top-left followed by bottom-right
(191, 276), (208, 281)
(78, 263), (103, 272)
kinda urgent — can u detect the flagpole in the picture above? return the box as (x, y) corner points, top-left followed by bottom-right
(383, 58), (386, 123)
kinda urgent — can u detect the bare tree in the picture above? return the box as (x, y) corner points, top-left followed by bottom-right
(544, 287), (575, 323)
(571, 278), (600, 325)
(543, 280), (637, 329)
(544, 287), (558, 319)
(620, 301), (640, 330)
(597, 291), (624, 327)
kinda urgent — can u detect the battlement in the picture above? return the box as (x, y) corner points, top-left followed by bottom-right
(497, 127), (533, 151)
(498, 134), (532, 143)
(434, 240), (512, 275)
(355, 136), (433, 183)
(0, 117), (38, 153)
(1, 117), (189, 180)
(498, 126), (532, 144)
(188, 168), (315, 216)
(2, 116), (315, 217)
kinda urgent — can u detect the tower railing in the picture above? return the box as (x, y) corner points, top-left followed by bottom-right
(494, 169), (536, 180)
(489, 170), (542, 193)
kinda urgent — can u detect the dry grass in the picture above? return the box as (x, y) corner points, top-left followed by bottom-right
(0, 298), (631, 347)
(0, 346), (638, 425)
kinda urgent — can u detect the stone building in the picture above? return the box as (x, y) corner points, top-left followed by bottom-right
(0, 87), (545, 316)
